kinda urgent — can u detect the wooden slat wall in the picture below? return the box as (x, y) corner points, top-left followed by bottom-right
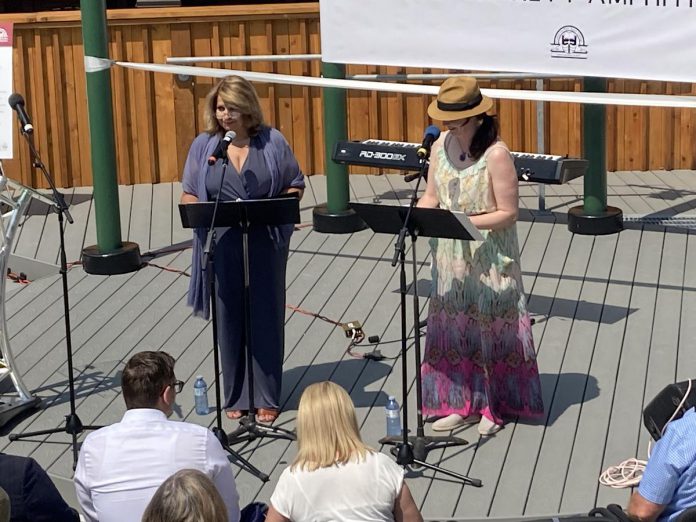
(3, 4), (696, 189)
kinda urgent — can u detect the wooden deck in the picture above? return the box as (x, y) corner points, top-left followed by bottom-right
(1, 171), (695, 521)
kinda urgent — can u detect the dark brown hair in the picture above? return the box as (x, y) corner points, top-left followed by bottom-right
(121, 351), (175, 409)
(469, 114), (499, 160)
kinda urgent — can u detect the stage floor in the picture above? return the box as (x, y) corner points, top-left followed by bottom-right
(1, 170), (695, 521)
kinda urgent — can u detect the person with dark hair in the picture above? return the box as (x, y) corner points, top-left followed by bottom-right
(417, 76), (544, 436)
(74, 351), (240, 522)
(181, 75), (305, 424)
(0, 454), (79, 522)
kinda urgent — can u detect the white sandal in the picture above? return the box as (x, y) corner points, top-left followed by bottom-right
(432, 413), (481, 432)
(477, 416), (502, 436)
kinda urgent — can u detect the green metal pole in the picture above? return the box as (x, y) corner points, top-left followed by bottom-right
(321, 61), (349, 214)
(582, 76), (607, 215)
(567, 76), (622, 235)
(80, 0), (122, 251)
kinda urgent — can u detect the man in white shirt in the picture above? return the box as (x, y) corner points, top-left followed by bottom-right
(74, 351), (240, 522)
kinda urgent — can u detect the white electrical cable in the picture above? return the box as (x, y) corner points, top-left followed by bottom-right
(98, 57), (696, 109)
(599, 380), (693, 489)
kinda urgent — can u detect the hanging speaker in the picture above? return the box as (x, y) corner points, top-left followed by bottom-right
(643, 380), (696, 441)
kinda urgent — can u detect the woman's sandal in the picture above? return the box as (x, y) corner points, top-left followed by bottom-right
(225, 410), (248, 420)
(257, 408), (279, 423)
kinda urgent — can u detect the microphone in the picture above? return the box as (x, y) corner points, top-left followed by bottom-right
(416, 125), (440, 159)
(207, 130), (236, 166)
(8, 93), (34, 134)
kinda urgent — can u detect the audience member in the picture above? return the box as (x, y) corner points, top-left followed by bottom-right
(141, 469), (227, 522)
(74, 351), (240, 522)
(267, 381), (423, 522)
(0, 453), (78, 522)
(627, 407), (696, 522)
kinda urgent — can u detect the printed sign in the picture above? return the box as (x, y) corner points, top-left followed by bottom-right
(0, 22), (13, 159)
(320, 0), (696, 83)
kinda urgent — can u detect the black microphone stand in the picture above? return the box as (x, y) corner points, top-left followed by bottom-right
(201, 151), (269, 482)
(9, 129), (102, 470)
(381, 153), (482, 487)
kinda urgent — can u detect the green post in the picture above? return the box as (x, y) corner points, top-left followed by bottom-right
(567, 76), (622, 235)
(312, 62), (366, 233)
(582, 77), (607, 215)
(80, 0), (141, 274)
(322, 62), (349, 214)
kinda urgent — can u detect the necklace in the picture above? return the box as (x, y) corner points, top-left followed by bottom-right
(459, 151), (471, 161)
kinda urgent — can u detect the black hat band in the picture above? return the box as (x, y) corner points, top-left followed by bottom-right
(437, 92), (483, 112)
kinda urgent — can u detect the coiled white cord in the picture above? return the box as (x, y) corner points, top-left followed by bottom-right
(599, 379), (693, 489)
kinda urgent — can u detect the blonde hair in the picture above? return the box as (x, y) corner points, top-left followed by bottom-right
(292, 381), (372, 472)
(141, 469), (227, 522)
(203, 75), (265, 136)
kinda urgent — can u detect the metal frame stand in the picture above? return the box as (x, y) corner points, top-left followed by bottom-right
(0, 163), (43, 427)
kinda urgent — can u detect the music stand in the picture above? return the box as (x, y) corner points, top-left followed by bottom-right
(180, 198), (297, 459)
(350, 202), (483, 487)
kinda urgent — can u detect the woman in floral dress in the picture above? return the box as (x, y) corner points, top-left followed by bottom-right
(417, 77), (544, 436)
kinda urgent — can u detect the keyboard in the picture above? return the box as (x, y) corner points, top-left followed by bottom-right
(332, 140), (587, 184)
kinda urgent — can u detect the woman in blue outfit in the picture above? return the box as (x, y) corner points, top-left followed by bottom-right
(181, 76), (305, 423)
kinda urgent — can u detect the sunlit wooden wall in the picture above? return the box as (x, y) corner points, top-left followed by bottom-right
(3, 4), (695, 188)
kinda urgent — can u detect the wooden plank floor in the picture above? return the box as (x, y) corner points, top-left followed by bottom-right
(1, 171), (695, 520)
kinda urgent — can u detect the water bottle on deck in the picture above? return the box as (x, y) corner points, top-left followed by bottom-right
(385, 396), (401, 437)
(194, 375), (209, 415)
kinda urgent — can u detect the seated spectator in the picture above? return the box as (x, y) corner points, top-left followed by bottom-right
(141, 469), (227, 522)
(627, 407), (696, 522)
(74, 351), (240, 522)
(267, 381), (423, 522)
(0, 453), (79, 522)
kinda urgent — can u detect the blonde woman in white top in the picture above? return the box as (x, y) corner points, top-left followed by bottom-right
(267, 381), (423, 522)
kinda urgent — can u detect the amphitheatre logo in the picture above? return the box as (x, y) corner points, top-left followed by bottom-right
(0, 29), (8, 44)
(550, 25), (588, 59)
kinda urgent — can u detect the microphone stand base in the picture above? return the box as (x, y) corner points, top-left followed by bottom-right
(227, 414), (296, 445)
(379, 433), (469, 462)
(82, 242), (143, 275)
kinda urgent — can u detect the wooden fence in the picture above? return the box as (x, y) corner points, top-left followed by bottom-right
(2, 3), (695, 188)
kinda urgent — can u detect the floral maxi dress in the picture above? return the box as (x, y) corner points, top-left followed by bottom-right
(421, 142), (544, 425)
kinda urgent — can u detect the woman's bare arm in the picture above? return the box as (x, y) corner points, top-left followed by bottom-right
(394, 483), (424, 522)
(467, 146), (519, 231)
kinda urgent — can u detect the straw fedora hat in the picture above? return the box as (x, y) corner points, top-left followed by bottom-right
(427, 76), (493, 121)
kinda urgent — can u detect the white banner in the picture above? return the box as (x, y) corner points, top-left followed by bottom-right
(320, 0), (696, 83)
(0, 22), (13, 159)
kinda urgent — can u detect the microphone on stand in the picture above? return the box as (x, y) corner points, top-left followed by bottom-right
(404, 125), (441, 182)
(207, 130), (236, 166)
(416, 125), (441, 159)
(8, 93), (34, 135)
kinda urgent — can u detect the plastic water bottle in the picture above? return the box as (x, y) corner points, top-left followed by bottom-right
(385, 396), (401, 437)
(194, 376), (209, 415)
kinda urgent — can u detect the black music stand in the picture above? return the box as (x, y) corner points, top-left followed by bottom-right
(179, 198), (297, 461)
(350, 202), (483, 487)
